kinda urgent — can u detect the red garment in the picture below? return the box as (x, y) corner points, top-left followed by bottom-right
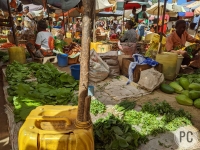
(159, 24), (167, 34)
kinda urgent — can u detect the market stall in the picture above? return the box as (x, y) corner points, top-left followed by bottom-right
(1, 0), (200, 150)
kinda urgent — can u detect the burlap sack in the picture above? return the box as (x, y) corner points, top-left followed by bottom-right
(99, 51), (118, 60)
(109, 65), (120, 77)
(89, 50), (110, 82)
(138, 68), (164, 92)
(103, 59), (119, 66)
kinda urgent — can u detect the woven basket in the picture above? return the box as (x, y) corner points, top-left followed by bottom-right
(68, 56), (79, 65)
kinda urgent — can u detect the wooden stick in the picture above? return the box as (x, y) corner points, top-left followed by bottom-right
(158, 0), (167, 54)
(83, 96), (91, 122)
(156, 1), (160, 33)
(7, 0), (18, 46)
(77, 0), (93, 122)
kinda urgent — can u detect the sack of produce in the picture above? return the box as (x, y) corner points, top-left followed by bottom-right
(138, 68), (164, 92)
(89, 50), (109, 82)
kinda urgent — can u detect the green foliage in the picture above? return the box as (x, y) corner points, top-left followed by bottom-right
(90, 99), (106, 116)
(115, 100), (136, 112)
(6, 61), (79, 122)
(94, 114), (145, 150)
(94, 101), (192, 149)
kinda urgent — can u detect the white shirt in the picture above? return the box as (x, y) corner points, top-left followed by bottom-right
(35, 31), (54, 50)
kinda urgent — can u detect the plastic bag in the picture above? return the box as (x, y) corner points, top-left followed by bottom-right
(138, 68), (164, 92)
(89, 50), (110, 82)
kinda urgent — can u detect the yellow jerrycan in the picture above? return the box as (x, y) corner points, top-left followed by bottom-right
(8, 46), (26, 64)
(156, 52), (178, 80)
(18, 105), (94, 150)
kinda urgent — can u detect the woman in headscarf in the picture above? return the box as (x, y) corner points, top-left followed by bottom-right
(26, 19), (54, 58)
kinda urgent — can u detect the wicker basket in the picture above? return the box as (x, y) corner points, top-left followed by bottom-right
(68, 56), (79, 65)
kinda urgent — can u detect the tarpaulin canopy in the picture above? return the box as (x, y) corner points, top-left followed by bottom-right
(96, 0), (113, 11)
(97, 10), (123, 17)
(116, 1), (150, 10)
(23, 4), (43, 12)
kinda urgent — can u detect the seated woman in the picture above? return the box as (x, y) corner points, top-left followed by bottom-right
(166, 20), (200, 65)
(26, 19), (54, 58)
(110, 23), (121, 39)
(120, 20), (138, 43)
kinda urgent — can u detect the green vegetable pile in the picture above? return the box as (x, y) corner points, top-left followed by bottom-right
(54, 39), (67, 53)
(6, 61), (79, 122)
(94, 101), (192, 150)
(115, 100), (136, 112)
(90, 99), (106, 116)
(0, 51), (9, 62)
(94, 114), (144, 150)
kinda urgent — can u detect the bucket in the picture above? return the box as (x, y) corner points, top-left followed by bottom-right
(88, 86), (94, 96)
(8, 46), (26, 64)
(70, 64), (80, 80)
(57, 54), (68, 67)
(176, 55), (184, 75)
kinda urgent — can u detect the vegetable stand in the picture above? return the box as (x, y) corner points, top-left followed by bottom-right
(18, 0), (95, 149)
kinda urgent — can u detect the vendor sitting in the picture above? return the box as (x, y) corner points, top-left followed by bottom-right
(120, 20), (138, 43)
(110, 23), (121, 39)
(166, 20), (200, 65)
(26, 19), (54, 58)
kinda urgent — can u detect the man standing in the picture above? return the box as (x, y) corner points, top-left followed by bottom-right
(138, 5), (148, 24)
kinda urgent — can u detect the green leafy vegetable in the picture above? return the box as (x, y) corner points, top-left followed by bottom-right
(90, 99), (106, 116)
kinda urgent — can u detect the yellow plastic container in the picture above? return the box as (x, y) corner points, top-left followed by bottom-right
(96, 44), (111, 53)
(18, 105), (94, 150)
(90, 42), (102, 51)
(156, 52), (178, 80)
(8, 46), (26, 64)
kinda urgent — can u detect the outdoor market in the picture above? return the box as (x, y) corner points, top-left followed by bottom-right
(1, 0), (200, 150)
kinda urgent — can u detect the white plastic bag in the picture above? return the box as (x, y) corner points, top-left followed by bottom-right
(89, 50), (110, 82)
(138, 68), (164, 92)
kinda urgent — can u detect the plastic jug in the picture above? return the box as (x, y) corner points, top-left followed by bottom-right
(8, 46), (26, 64)
(18, 105), (94, 150)
(156, 52), (178, 80)
(90, 42), (102, 51)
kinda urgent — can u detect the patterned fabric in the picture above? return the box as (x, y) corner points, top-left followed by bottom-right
(120, 29), (138, 43)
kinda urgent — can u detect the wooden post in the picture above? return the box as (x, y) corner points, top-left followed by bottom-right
(158, 0), (167, 53)
(62, 10), (66, 36)
(7, 0), (18, 46)
(92, 0), (96, 42)
(156, 0), (160, 33)
(122, 2), (125, 33)
(76, 0), (93, 123)
(46, 2), (51, 32)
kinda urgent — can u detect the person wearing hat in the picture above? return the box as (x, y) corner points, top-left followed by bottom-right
(26, 19), (54, 58)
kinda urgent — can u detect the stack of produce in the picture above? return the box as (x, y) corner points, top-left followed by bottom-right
(0, 38), (7, 43)
(63, 42), (81, 57)
(160, 77), (200, 109)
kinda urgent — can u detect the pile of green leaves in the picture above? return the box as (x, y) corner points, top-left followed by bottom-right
(115, 100), (136, 112)
(0, 51), (9, 62)
(90, 99), (106, 116)
(94, 101), (192, 150)
(6, 61), (32, 84)
(124, 101), (192, 136)
(54, 39), (67, 53)
(6, 61), (79, 122)
(94, 114), (146, 150)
